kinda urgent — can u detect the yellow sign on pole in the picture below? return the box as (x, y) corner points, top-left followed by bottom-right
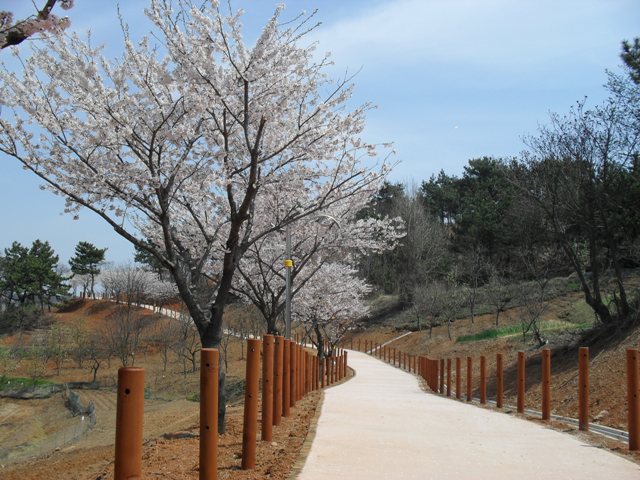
(284, 259), (293, 268)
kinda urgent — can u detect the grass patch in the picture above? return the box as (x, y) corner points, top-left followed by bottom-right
(0, 376), (57, 391)
(457, 320), (592, 343)
(457, 325), (521, 343)
(186, 393), (199, 402)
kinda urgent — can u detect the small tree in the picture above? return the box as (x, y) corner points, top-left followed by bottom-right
(104, 305), (152, 367)
(485, 268), (511, 327)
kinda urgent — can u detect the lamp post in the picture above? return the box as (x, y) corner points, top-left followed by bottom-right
(283, 214), (340, 341)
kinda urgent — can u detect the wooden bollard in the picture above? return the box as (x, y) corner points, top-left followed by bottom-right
(434, 359), (439, 391)
(578, 347), (589, 431)
(200, 349), (218, 480)
(439, 358), (445, 394)
(496, 353), (503, 408)
(344, 352), (348, 378)
(283, 340), (291, 417)
(242, 339), (260, 469)
(455, 357), (461, 399)
(517, 351), (525, 414)
(466, 357), (472, 401)
(115, 367), (144, 480)
(480, 355), (487, 404)
(627, 349), (640, 450)
(446, 358), (452, 397)
(425, 359), (430, 387)
(262, 335), (274, 441)
(542, 348), (551, 421)
(289, 342), (296, 408)
(299, 346), (304, 399)
(321, 356), (326, 388)
(273, 336), (283, 426)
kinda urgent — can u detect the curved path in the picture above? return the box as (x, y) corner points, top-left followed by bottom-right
(296, 350), (639, 480)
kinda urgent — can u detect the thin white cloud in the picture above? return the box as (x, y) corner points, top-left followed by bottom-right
(311, 0), (634, 73)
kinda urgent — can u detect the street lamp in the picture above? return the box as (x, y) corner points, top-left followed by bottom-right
(283, 214), (340, 340)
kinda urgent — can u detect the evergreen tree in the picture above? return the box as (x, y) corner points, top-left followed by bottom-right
(0, 240), (67, 312)
(69, 241), (107, 298)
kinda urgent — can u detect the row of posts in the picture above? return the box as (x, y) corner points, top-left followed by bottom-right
(241, 335), (348, 469)
(112, 336), (348, 479)
(354, 339), (640, 452)
(351, 338), (418, 373)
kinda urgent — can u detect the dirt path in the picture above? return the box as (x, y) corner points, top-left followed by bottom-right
(296, 350), (640, 480)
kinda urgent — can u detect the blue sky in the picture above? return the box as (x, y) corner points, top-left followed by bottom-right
(0, 0), (638, 264)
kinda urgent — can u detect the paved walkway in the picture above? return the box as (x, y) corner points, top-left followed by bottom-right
(296, 350), (640, 480)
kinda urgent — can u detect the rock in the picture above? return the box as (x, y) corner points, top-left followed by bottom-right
(593, 410), (609, 421)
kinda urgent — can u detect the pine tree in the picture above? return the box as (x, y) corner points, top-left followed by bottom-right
(69, 241), (107, 299)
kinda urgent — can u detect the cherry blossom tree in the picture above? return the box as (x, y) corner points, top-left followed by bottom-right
(233, 204), (401, 334)
(101, 264), (177, 308)
(0, 0), (392, 430)
(0, 0), (74, 50)
(294, 262), (370, 361)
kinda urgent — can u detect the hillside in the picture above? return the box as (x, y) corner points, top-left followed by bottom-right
(0, 300), (321, 479)
(348, 288), (639, 433)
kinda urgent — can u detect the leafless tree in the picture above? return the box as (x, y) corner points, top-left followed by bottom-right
(104, 305), (153, 367)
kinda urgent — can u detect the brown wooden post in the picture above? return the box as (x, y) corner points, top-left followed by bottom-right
(578, 347), (589, 431)
(627, 349), (640, 451)
(289, 342), (296, 408)
(425, 359), (430, 387)
(298, 345), (304, 400)
(115, 367), (144, 480)
(344, 352), (348, 378)
(455, 357), (461, 399)
(446, 358), (451, 397)
(541, 348), (551, 421)
(480, 355), (487, 404)
(517, 351), (525, 414)
(321, 356), (326, 388)
(350, 338), (353, 350)
(314, 355), (319, 391)
(328, 355), (333, 385)
(261, 335), (274, 441)
(283, 340), (291, 417)
(496, 353), (503, 409)
(439, 358), (445, 394)
(273, 336), (283, 426)
(466, 356), (472, 401)
(358, 339), (361, 351)
(199, 349), (218, 480)
(241, 339), (260, 469)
